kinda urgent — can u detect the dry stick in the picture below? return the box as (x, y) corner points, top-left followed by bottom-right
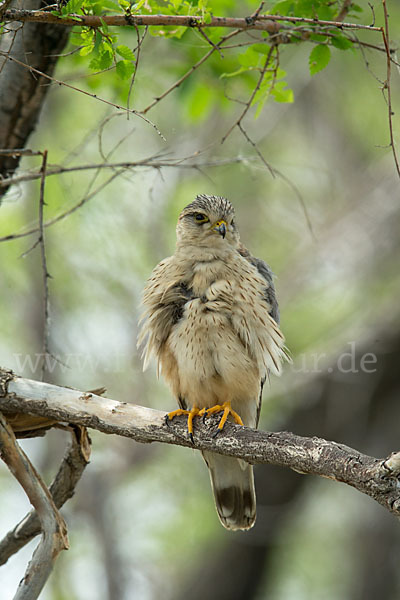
(141, 28), (242, 114)
(0, 170), (123, 244)
(127, 25), (148, 113)
(335, 0), (354, 22)
(0, 149), (43, 157)
(196, 25), (224, 57)
(0, 50), (165, 139)
(0, 425), (91, 566)
(0, 413), (69, 600)
(381, 0), (400, 179)
(0, 0), (12, 20)
(0, 156), (245, 197)
(1, 370), (400, 518)
(38, 151), (51, 381)
(220, 43), (316, 239)
(1, 9), (383, 32)
(0, 156), (246, 244)
(237, 123), (316, 240)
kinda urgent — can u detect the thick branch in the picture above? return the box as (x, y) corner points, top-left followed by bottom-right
(0, 0), (70, 195)
(0, 424), (91, 566)
(0, 367), (399, 518)
(2, 9), (382, 32)
(0, 412), (69, 600)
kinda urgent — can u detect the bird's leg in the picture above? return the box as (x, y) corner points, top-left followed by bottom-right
(165, 407), (202, 443)
(200, 401), (244, 434)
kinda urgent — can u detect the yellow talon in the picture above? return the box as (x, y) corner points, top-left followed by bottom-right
(203, 401), (244, 431)
(166, 407), (202, 441)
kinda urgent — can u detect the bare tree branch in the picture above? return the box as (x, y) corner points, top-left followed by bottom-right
(1, 9), (382, 32)
(0, 424), (90, 566)
(0, 412), (69, 600)
(0, 367), (399, 520)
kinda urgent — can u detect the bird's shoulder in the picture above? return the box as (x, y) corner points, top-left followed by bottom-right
(237, 243), (280, 324)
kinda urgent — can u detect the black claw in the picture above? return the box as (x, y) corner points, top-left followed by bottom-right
(202, 412), (208, 424)
(212, 428), (221, 439)
(189, 432), (195, 444)
(165, 414), (171, 427)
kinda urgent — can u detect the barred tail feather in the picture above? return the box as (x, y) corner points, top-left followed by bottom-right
(203, 451), (256, 531)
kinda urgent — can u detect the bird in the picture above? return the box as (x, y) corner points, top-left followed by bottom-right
(137, 194), (287, 530)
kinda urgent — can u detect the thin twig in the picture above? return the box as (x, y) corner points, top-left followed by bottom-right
(141, 28), (242, 114)
(0, 50), (165, 140)
(0, 412), (68, 600)
(38, 151), (51, 381)
(127, 25), (147, 113)
(335, 0), (353, 22)
(196, 26), (224, 57)
(221, 44), (276, 144)
(0, 170), (122, 243)
(238, 124), (316, 240)
(381, 0), (400, 179)
(0, 156), (246, 191)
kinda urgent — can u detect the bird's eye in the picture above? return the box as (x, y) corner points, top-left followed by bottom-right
(193, 213), (209, 224)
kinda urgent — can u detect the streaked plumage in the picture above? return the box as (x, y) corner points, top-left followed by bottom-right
(138, 194), (287, 530)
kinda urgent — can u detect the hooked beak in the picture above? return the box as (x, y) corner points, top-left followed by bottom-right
(212, 219), (227, 239)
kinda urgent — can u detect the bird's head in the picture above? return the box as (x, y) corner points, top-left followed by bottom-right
(176, 194), (240, 250)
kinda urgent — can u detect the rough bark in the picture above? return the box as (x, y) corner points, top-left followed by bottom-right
(0, 367), (400, 519)
(0, 0), (70, 195)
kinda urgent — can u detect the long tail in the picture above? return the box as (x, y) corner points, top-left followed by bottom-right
(202, 451), (256, 531)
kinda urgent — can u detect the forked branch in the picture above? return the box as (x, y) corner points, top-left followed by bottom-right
(0, 412), (69, 599)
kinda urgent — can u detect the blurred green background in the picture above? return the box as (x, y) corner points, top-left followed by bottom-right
(1, 1), (400, 598)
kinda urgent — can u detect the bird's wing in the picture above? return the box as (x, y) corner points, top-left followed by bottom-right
(237, 243), (280, 324)
(137, 257), (193, 371)
(237, 243), (282, 427)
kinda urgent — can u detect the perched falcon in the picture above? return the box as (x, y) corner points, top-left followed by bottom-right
(138, 194), (287, 530)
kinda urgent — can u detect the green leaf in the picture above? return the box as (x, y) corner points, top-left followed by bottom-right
(271, 81), (294, 103)
(132, 0), (147, 10)
(252, 43), (271, 55)
(270, 0), (295, 16)
(69, 32), (84, 46)
(331, 35), (354, 51)
(79, 44), (94, 56)
(309, 44), (331, 76)
(238, 48), (260, 68)
(116, 45), (135, 61)
(220, 66), (248, 79)
(185, 83), (214, 121)
(116, 59), (135, 79)
(63, 0), (84, 13)
(101, 0), (122, 10)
